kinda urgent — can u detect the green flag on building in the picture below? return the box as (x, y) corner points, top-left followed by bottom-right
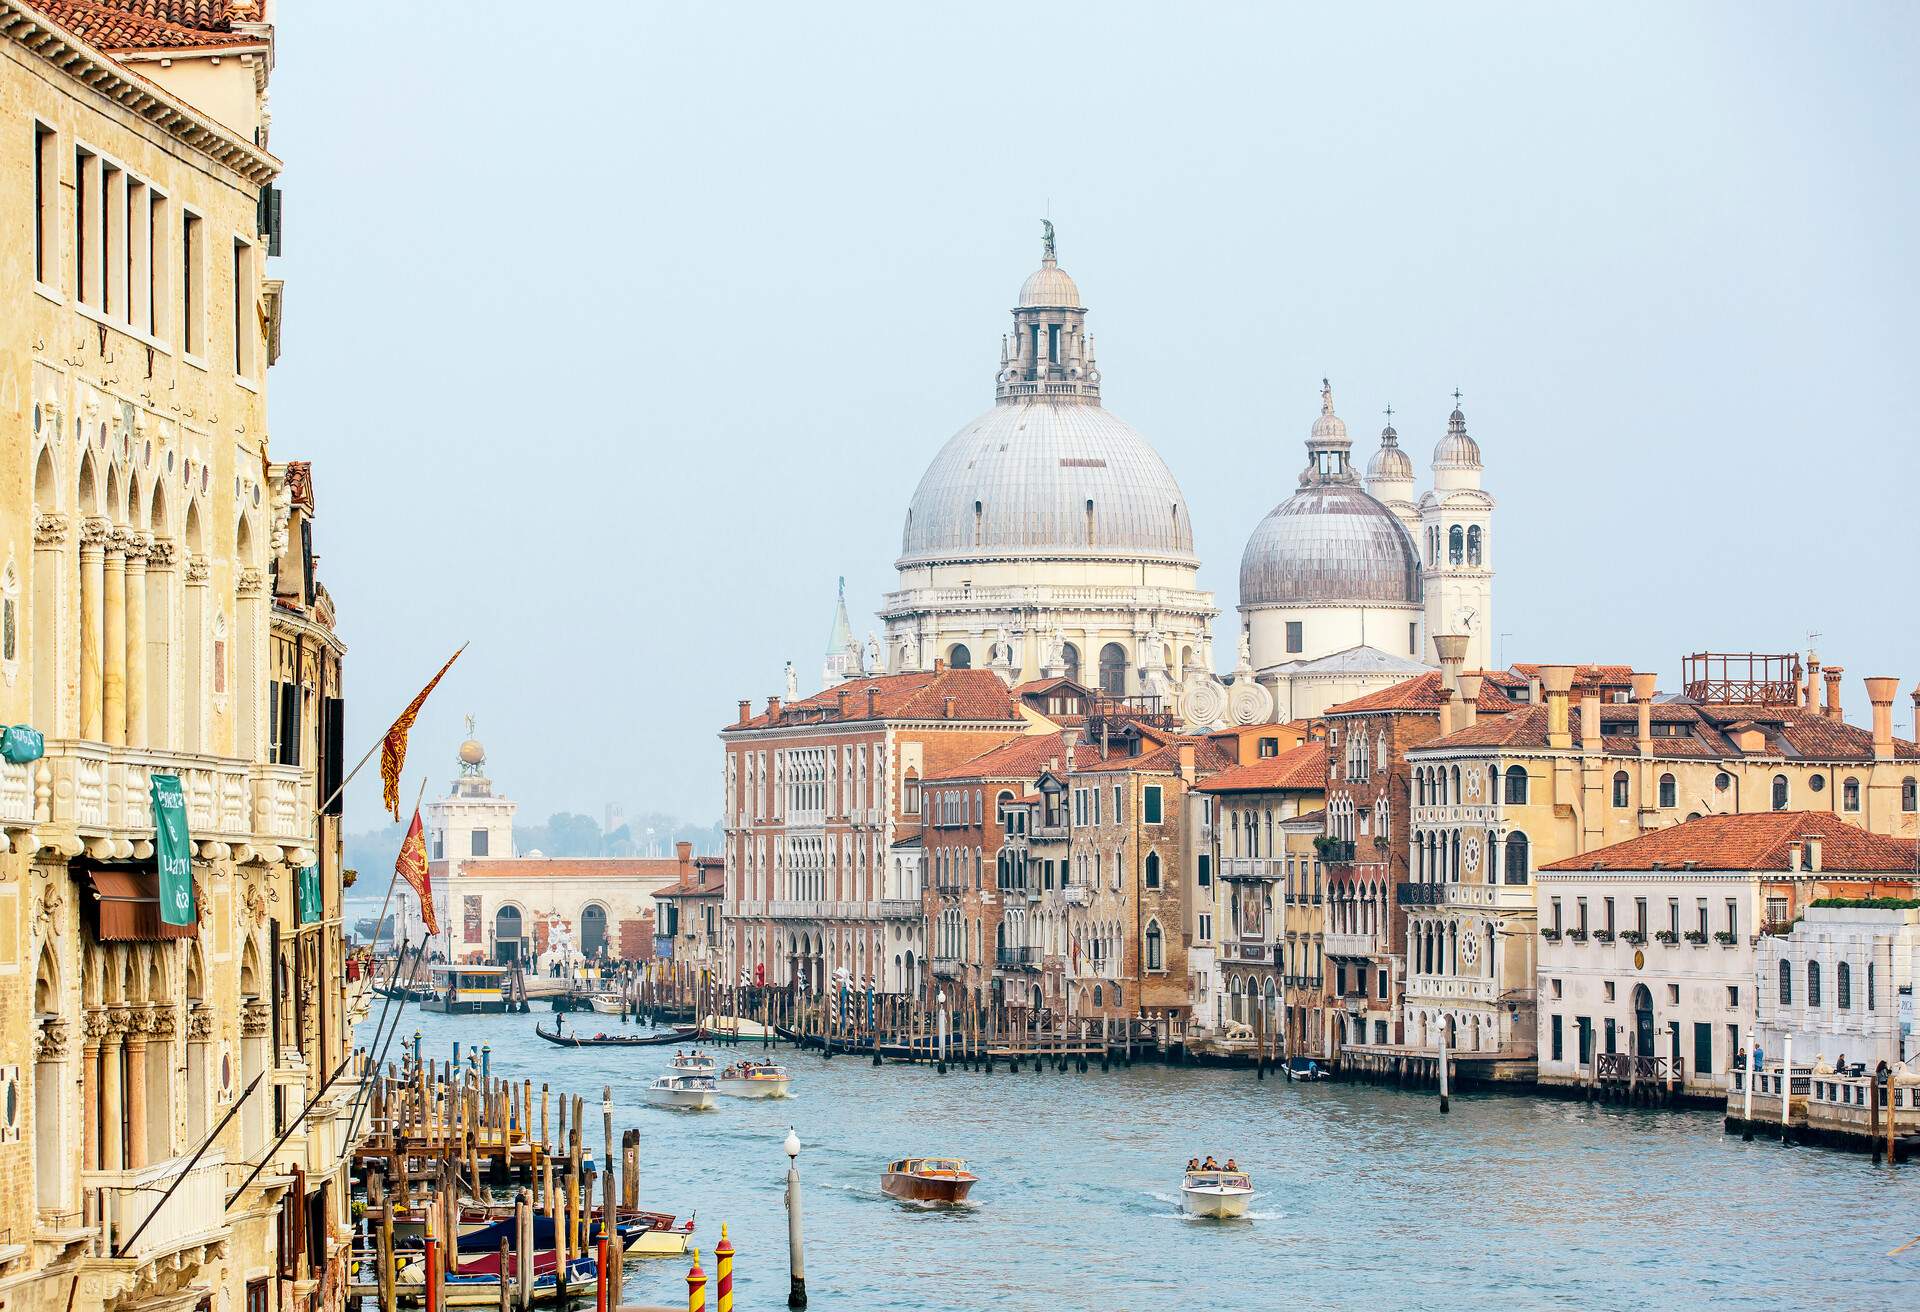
(149, 772), (195, 927)
(298, 864), (323, 925)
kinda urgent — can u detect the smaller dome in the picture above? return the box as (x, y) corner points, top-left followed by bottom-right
(1434, 406), (1482, 468)
(1310, 378), (1348, 442)
(1018, 258), (1082, 308)
(458, 739), (486, 766)
(1366, 424), (1414, 482)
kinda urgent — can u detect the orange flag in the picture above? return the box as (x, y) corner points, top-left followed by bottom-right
(395, 808), (437, 936)
(380, 645), (465, 820)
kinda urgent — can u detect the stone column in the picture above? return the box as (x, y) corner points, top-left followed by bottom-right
(183, 557), (209, 752)
(79, 518), (109, 741)
(103, 528), (130, 746)
(32, 514), (70, 731)
(123, 1018), (148, 1170)
(100, 1009), (128, 1171)
(123, 536), (149, 750)
(81, 1010), (107, 1173)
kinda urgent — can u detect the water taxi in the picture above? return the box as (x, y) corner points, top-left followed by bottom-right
(644, 1072), (717, 1110)
(703, 1013), (777, 1039)
(588, 992), (628, 1015)
(1285, 1055), (1330, 1081)
(420, 964), (514, 1014)
(669, 1050), (716, 1074)
(717, 1060), (791, 1099)
(1181, 1167), (1254, 1218)
(880, 1157), (976, 1203)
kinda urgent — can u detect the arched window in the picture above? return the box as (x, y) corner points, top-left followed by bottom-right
(1092, 984), (1103, 1009)
(1098, 642), (1127, 696)
(1778, 959), (1792, 1005)
(1062, 643), (1080, 684)
(1448, 524), (1464, 564)
(1904, 778), (1918, 812)
(1466, 524), (1483, 566)
(1504, 831), (1530, 885)
(1807, 961), (1821, 1008)
(1504, 767), (1528, 805)
(1771, 775), (1788, 811)
(1145, 920), (1164, 972)
(1837, 961), (1851, 1009)
(947, 643), (971, 670)
(1144, 851), (1161, 889)
(1658, 773), (1676, 809)
(1612, 770), (1630, 808)
(1841, 777), (1860, 812)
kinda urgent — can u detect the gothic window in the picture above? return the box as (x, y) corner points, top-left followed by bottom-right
(1145, 851), (1161, 889)
(1658, 773), (1676, 809)
(1145, 920), (1164, 972)
(1842, 777), (1860, 812)
(1466, 525), (1483, 566)
(1771, 774), (1788, 811)
(948, 643), (971, 670)
(1098, 642), (1127, 696)
(1612, 770), (1630, 808)
(1448, 525), (1464, 565)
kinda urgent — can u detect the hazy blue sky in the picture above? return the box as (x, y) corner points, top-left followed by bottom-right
(270, 3), (1920, 828)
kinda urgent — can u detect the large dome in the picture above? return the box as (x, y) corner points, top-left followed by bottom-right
(1240, 483), (1421, 608)
(899, 400), (1196, 565)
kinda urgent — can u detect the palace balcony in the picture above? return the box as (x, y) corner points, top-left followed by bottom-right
(1325, 930), (1381, 958)
(1061, 886), (1091, 908)
(1315, 839), (1357, 864)
(86, 1151), (229, 1263)
(878, 899), (923, 920)
(1221, 857), (1278, 881)
(0, 757), (33, 831)
(931, 956), (963, 978)
(995, 946), (1042, 970)
(1396, 882), (1444, 907)
(1405, 974), (1496, 1003)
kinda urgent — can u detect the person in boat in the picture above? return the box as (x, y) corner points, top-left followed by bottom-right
(1202, 1155), (1219, 1171)
(1224, 1158), (1238, 1172)
(1187, 1157), (1200, 1172)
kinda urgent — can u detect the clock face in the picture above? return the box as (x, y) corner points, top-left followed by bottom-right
(1456, 607), (1478, 633)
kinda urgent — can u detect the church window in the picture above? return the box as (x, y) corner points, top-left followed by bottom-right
(1448, 525), (1464, 565)
(1842, 777), (1860, 812)
(1466, 525), (1483, 566)
(1048, 323), (1060, 363)
(1771, 774), (1788, 811)
(1504, 767), (1527, 805)
(1098, 642), (1127, 696)
(1612, 770), (1630, 808)
(1285, 621), (1303, 654)
(1904, 778), (1918, 812)
(1658, 773), (1676, 809)
(1085, 499), (1096, 545)
(1062, 643), (1081, 684)
(948, 643), (971, 670)
(471, 828), (489, 856)
(1503, 831), (1530, 884)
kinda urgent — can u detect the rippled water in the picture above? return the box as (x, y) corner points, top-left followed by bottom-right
(361, 1010), (1918, 1310)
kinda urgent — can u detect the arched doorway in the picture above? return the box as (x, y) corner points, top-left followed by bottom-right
(580, 903), (608, 960)
(494, 905), (523, 963)
(1632, 983), (1654, 1056)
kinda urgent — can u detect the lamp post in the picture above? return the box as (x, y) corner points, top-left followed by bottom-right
(936, 989), (948, 1075)
(783, 1128), (807, 1308)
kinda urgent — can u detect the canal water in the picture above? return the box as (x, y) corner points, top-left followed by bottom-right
(362, 1010), (1917, 1310)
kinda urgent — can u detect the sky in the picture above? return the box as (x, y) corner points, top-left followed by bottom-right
(268, 2), (1920, 828)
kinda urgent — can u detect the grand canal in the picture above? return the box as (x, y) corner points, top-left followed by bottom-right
(366, 1011), (1916, 1310)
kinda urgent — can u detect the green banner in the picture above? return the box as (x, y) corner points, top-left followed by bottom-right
(149, 772), (195, 927)
(297, 864), (323, 925)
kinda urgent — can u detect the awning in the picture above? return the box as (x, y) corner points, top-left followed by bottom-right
(86, 867), (197, 942)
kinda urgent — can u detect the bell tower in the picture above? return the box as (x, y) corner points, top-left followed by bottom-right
(996, 221), (1100, 405)
(1419, 396), (1496, 672)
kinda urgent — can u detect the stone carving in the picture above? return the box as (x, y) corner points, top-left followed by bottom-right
(33, 514), (69, 545)
(146, 538), (176, 568)
(33, 881), (65, 937)
(240, 998), (271, 1037)
(784, 661), (799, 701)
(122, 534), (151, 563)
(144, 1006), (176, 1038)
(236, 567), (264, 596)
(1226, 678), (1275, 726)
(34, 1017), (69, 1061)
(1179, 673), (1228, 729)
(80, 517), (111, 549)
(1462, 836), (1481, 873)
(864, 632), (881, 673)
(184, 556), (210, 584)
(108, 526), (138, 556)
(186, 1004), (214, 1039)
(82, 1009), (110, 1043)
(107, 1006), (135, 1035)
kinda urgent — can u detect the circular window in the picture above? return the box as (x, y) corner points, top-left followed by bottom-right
(1810, 774), (1825, 793)
(1714, 772), (1731, 791)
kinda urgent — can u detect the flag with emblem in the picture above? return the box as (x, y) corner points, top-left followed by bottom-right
(395, 808), (437, 936)
(380, 645), (466, 821)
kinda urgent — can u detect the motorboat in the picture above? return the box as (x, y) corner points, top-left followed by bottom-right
(588, 992), (628, 1015)
(1285, 1055), (1331, 1081)
(717, 1061), (791, 1099)
(880, 1157), (976, 1204)
(702, 1013), (776, 1039)
(645, 1072), (716, 1110)
(669, 1050), (716, 1074)
(1181, 1167), (1254, 1219)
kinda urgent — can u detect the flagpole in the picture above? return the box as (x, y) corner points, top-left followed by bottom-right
(313, 641), (469, 818)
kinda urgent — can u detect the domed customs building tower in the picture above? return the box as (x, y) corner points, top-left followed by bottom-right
(880, 227), (1216, 696)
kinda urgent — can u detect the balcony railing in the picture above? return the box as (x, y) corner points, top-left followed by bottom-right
(1396, 882), (1444, 907)
(0, 757), (34, 827)
(35, 739), (318, 855)
(1315, 838), (1357, 863)
(1324, 931), (1381, 958)
(1405, 974), (1495, 1002)
(1221, 857), (1278, 881)
(931, 956), (963, 978)
(878, 899), (922, 920)
(87, 1151), (229, 1262)
(995, 946), (1042, 970)
(1596, 1053), (1684, 1085)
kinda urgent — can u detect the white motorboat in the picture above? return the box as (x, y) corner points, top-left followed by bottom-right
(702, 1013), (775, 1039)
(1181, 1168), (1254, 1219)
(717, 1061), (791, 1099)
(669, 1051), (716, 1075)
(645, 1072), (717, 1110)
(588, 993), (628, 1015)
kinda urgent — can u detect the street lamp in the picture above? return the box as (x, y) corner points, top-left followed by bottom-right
(936, 989), (949, 1073)
(783, 1128), (807, 1307)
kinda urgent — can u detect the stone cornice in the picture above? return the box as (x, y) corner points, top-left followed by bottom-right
(0, 1), (280, 187)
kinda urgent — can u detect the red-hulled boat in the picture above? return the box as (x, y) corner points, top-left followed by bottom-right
(880, 1157), (977, 1203)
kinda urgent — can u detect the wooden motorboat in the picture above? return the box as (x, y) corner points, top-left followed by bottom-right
(1285, 1056), (1330, 1081)
(717, 1061), (791, 1099)
(881, 1157), (976, 1203)
(533, 1022), (684, 1048)
(645, 1072), (717, 1110)
(1181, 1168), (1254, 1218)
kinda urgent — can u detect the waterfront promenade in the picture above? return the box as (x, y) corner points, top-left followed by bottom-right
(375, 1010), (1917, 1310)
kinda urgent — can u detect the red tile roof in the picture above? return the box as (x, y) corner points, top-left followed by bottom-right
(33, 0), (261, 49)
(1419, 699), (1920, 761)
(925, 733), (1073, 782)
(1541, 811), (1920, 873)
(1510, 662), (1637, 693)
(1324, 671), (1527, 717)
(657, 863), (724, 899)
(1196, 742), (1330, 794)
(725, 668), (1022, 731)
(1073, 735), (1234, 775)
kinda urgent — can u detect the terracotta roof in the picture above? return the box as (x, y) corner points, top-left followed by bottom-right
(453, 858), (692, 880)
(1011, 676), (1088, 697)
(1196, 742), (1330, 794)
(725, 668), (1021, 731)
(925, 733), (1071, 782)
(1542, 811), (1920, 874)
(32, 0), (261, 49)
(1324, 671), (1527, 717)
(1510, 662), (1637, 693)
(1419, 699), (1920, 761)
(656, 863), (724, 899)
(1073, 735), (1233, 775)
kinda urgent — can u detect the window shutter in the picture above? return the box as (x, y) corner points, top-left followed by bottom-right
(321, 697), (345, 814)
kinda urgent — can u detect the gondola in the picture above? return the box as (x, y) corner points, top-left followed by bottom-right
(532, 1021), (702, 1048)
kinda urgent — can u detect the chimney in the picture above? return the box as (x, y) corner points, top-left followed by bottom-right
(1541, 664), (1575, 749)
(1631, 672), (1657, 756)
(737, 699), (751, 726)
(836, 689), (849, 718)
(1178, 741), (1197, 781)
(767, 695), (782, 719)
(933, 657), (945, 674)
(1804, 652), (1820, 708)
(1580, 687), (1601, 752)
(1433, 634), (1469, 694)
(1804, 835), (1823, 872)
(1457, 673), (1483, 730)
(1528, 674), (1543, 705)
(866, 687), (880, 718)
(1787, 841), (1802, 873)
(942, 696), (956, 720)
(1437, 687), (1457, 737)
(1822, 665), (1844, 721)
(1061, 728), (1078, 774)
(1864, 676), (1899, 759)
(676, 840), (693, 875)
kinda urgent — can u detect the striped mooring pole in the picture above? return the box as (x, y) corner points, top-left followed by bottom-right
(715, 1225), (735, 1312)
(687, 1247), (708, 1312)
